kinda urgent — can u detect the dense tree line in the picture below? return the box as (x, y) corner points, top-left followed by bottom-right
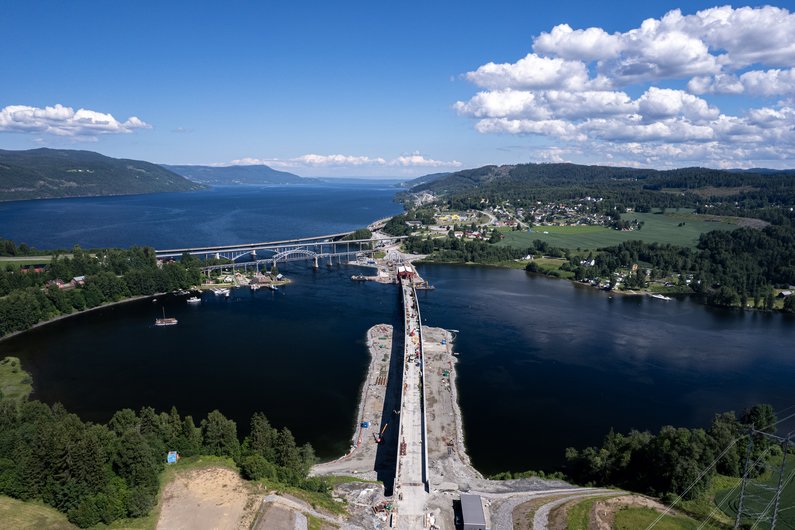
(565, 404), (780, 502)
(566, 225), (795, 309)
(403, 234), (528, 263)
(0, 245), (204, 337)
(382, 209), (436, 237)
(342, 228), (372, 241)
(0, 399), (318, 527)
(0, 238), (36, 257)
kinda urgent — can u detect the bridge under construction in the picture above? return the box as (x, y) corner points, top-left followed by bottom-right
(392, 274), (430, 528)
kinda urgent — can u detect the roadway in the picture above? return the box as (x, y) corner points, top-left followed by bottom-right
(154, 231), (355, 257)
(155, 233), (408, 260)
(394, 279), (429, 528)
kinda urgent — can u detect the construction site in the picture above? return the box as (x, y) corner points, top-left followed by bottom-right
(310, 266), (606, 529)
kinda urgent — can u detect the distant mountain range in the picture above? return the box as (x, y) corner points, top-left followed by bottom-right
(0, 148), (203, 202)
(164, 164), (306, 185)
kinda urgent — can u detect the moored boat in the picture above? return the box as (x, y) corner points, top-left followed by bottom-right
(186, 296), (201, 304)
(155, 308), (178, 326)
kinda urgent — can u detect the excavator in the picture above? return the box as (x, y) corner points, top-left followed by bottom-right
(373, 423), (389, 444)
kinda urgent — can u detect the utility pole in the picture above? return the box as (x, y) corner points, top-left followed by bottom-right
(770, 433), (792, 530)
(735, 428), (754, 530)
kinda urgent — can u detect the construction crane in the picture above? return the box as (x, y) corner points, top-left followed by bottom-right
(373, 423), (389, 444)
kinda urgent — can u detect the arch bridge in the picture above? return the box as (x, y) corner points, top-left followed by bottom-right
(154, 232), (408, 272)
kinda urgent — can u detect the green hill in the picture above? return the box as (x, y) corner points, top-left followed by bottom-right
(0, 148), (204, 201)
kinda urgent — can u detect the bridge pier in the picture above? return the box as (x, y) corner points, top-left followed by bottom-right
(313, 256), (319, 269)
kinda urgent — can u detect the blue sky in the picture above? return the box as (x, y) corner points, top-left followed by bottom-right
(2, 1), (795, 176)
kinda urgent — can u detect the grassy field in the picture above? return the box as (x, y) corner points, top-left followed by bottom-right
(0, 255), (55, 268)
(614, 507), (700, 529)
(715, 456), (795, 530)
(678, 474), (739, 527)
(0, 496), (76, 530)
(499, 209), (737, 250)
(563, 495), (620, 530)
(0, 356), (32, 400)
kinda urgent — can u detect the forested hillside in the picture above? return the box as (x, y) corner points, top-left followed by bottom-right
(0, 149), (204, 201)
(409, 163), (795, 225)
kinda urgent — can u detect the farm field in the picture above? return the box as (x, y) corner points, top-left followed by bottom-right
(499, 209), (739, 250)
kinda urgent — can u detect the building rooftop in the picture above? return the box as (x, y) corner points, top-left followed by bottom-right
(460, 493), (486, 526)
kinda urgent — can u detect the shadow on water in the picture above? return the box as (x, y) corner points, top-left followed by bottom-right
(374, 290), (405, 496)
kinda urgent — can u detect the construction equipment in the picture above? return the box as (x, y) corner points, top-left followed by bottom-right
(373, 423), (389, 443)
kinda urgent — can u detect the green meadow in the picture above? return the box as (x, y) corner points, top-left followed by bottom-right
(499, 209), (739, 250)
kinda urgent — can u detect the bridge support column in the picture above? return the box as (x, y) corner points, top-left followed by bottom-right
(313, 256), (319, 269)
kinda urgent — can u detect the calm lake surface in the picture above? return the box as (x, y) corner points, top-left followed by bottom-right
(0, 182), (403, 249)
(1, 185), (793, 473)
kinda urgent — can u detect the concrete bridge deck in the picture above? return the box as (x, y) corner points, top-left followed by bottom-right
(393, 278), (430, 528)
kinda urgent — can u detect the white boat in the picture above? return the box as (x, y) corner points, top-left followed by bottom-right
(213, 288), (230, 296)
(268, 285), (279, 291)
(650, 293), (672, 301)
(186, 296), (201, 304)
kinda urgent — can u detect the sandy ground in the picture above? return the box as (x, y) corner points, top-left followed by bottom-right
(156, 467), (259, 530)
(591, 494), (678, 530)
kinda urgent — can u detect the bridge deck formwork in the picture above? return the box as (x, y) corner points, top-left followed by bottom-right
(393, 278), (430, 528)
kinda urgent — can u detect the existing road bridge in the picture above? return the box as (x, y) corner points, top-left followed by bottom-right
(154, 232), (407, 272)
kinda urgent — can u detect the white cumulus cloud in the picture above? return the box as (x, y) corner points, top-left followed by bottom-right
(533, 24), (622, 61)
(691, 68), (795, 97)
(226, 153), (461, 170)
(0, 104), (150, 138)
(456, 5), (795, 168)
(390, 153), (462, 168)
(465, 53), (600, 91)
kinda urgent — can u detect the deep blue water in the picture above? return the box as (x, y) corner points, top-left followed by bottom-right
(0, 264), (398, 460)
(415, 265), (795, 473)
(0, 182), (402, 249)
(1, 186), (793, 474)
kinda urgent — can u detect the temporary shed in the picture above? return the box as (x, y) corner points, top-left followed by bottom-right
(460, 493), (486, 530)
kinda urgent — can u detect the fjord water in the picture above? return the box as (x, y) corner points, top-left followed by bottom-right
(0, 182), (403, 249)
(415, 264), (795, 474)
(1, 185), (794, 472)
(1, 264), (401, 460)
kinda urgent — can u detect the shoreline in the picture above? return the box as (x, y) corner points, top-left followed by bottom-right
(0, 293), (162, 344)
(444, 330), (479, 476)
